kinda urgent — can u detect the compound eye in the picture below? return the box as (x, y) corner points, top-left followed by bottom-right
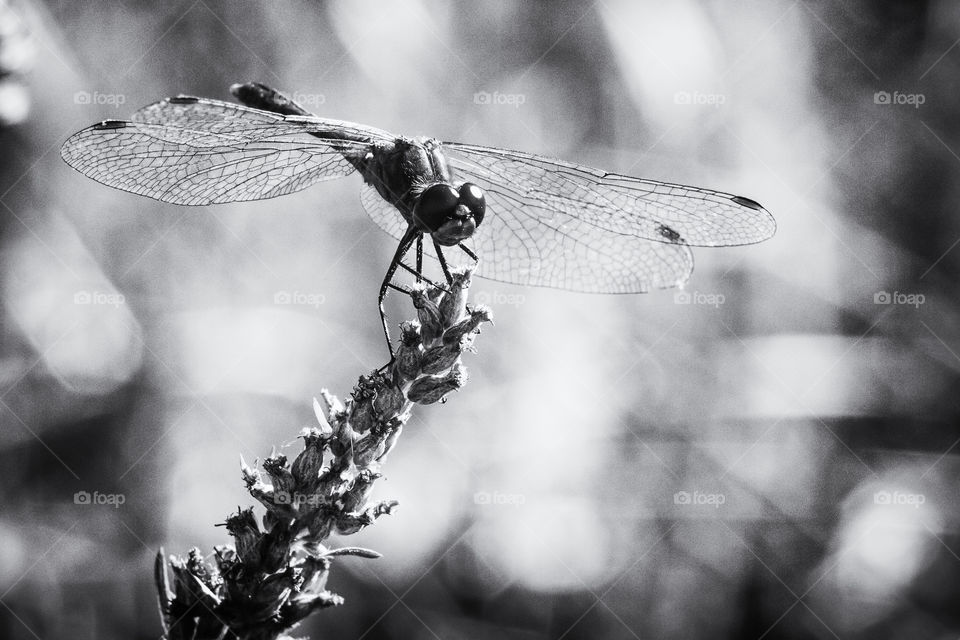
(459, 182), (486, 226)
(414, 183), (460, 232)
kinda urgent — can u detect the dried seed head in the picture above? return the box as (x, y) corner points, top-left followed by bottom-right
(259, 522), (295, 573)
(372, 382), (407, 417)
(410, 285), (444, 341)
(334, 510), (374, 535)
(257, 567), (296, 604)
(420, 342), (462, 375)
(438, 266), (473, 325)
(282, 591), (344, 623)
(393, 321), (423, 380)
(263, 455), (295, 498)
(224, 509), (262, 565)
(291, 428), (326, 491)
(340, 469), (381, 513)
(307, 506), (335, 539)
(406, 363), (468, 404)
(443, 304), (493, 346)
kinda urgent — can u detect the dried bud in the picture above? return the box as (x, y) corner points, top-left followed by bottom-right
(263, 455), (295, 498)
(307, 506), (335, 539)
(334, 510), (375, 535)
(420, 342), (462, 375)
(350, 381), (378, 435)
(257, 567), (296, 606)
(410, 285), (443, 340)
(224, 509), (262, 565)
(340, 469), (381, 512)
(406, 364), (467, 404)
(281, 591), (344, 624)
(443, 304), (493, 346)
(438, 266), (472, 325)
(259, 521), (294, 573)
(393, 321), (423, 380)
(372, 382), (407, 417)
(291, 429), (326, 491)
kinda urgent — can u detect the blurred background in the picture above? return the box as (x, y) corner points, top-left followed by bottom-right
(2, 0), (959, 638)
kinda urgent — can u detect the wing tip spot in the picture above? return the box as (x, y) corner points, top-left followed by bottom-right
(731, 195), (765, 211)
(657, 223), (683, 243)
(92, 120), (128, 130)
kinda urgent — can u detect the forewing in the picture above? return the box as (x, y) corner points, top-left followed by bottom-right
(61, 96), (394, 206)
(441, 142), (773, 293)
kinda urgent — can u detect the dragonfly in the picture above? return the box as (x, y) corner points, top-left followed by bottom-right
(61, 82), (775, 358)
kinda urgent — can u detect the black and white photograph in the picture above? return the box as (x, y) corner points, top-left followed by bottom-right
(1, 1), (959, 638)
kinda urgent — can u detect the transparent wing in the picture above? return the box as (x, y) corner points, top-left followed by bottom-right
(363, 175), (693, 293)
(61, 96), (395, 206)
(361, 182), (409, 242)
(440, 142), (773, 293)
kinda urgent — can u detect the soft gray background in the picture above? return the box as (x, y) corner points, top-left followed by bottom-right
(1, 1), (958, 638)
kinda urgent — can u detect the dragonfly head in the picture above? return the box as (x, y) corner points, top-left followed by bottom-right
(413, 182), (486, 246)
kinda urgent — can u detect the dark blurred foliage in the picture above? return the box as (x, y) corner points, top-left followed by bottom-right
(1, 1), (959, 639)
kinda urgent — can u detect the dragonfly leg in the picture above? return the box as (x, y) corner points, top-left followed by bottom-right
(416, 236), (423, 283)
(379, 227), (420, 361)
(457, 242), (479, 264)
(396, 261), (449, 293)
(431, 237), (454, 284)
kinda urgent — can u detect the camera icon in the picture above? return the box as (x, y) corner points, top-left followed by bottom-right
(874, 291), (891, 304)
(274, 490), (291, 505)
(673, 491), (691, 505)
(274, 291), (291, 305)
(473, 91), (491, 105)
(473, 491), (491, 505)
(73, 290), (91, 304)
(74, 490), (91, 505)
(874, 490), (892, 505)
(674, 291), (691, 304)
(873, 91), (891, 105)
(674, 91), (692, 105)
(74, 91), (91, 105)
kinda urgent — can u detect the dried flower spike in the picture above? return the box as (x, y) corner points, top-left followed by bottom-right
(157, 268), (491, 640)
